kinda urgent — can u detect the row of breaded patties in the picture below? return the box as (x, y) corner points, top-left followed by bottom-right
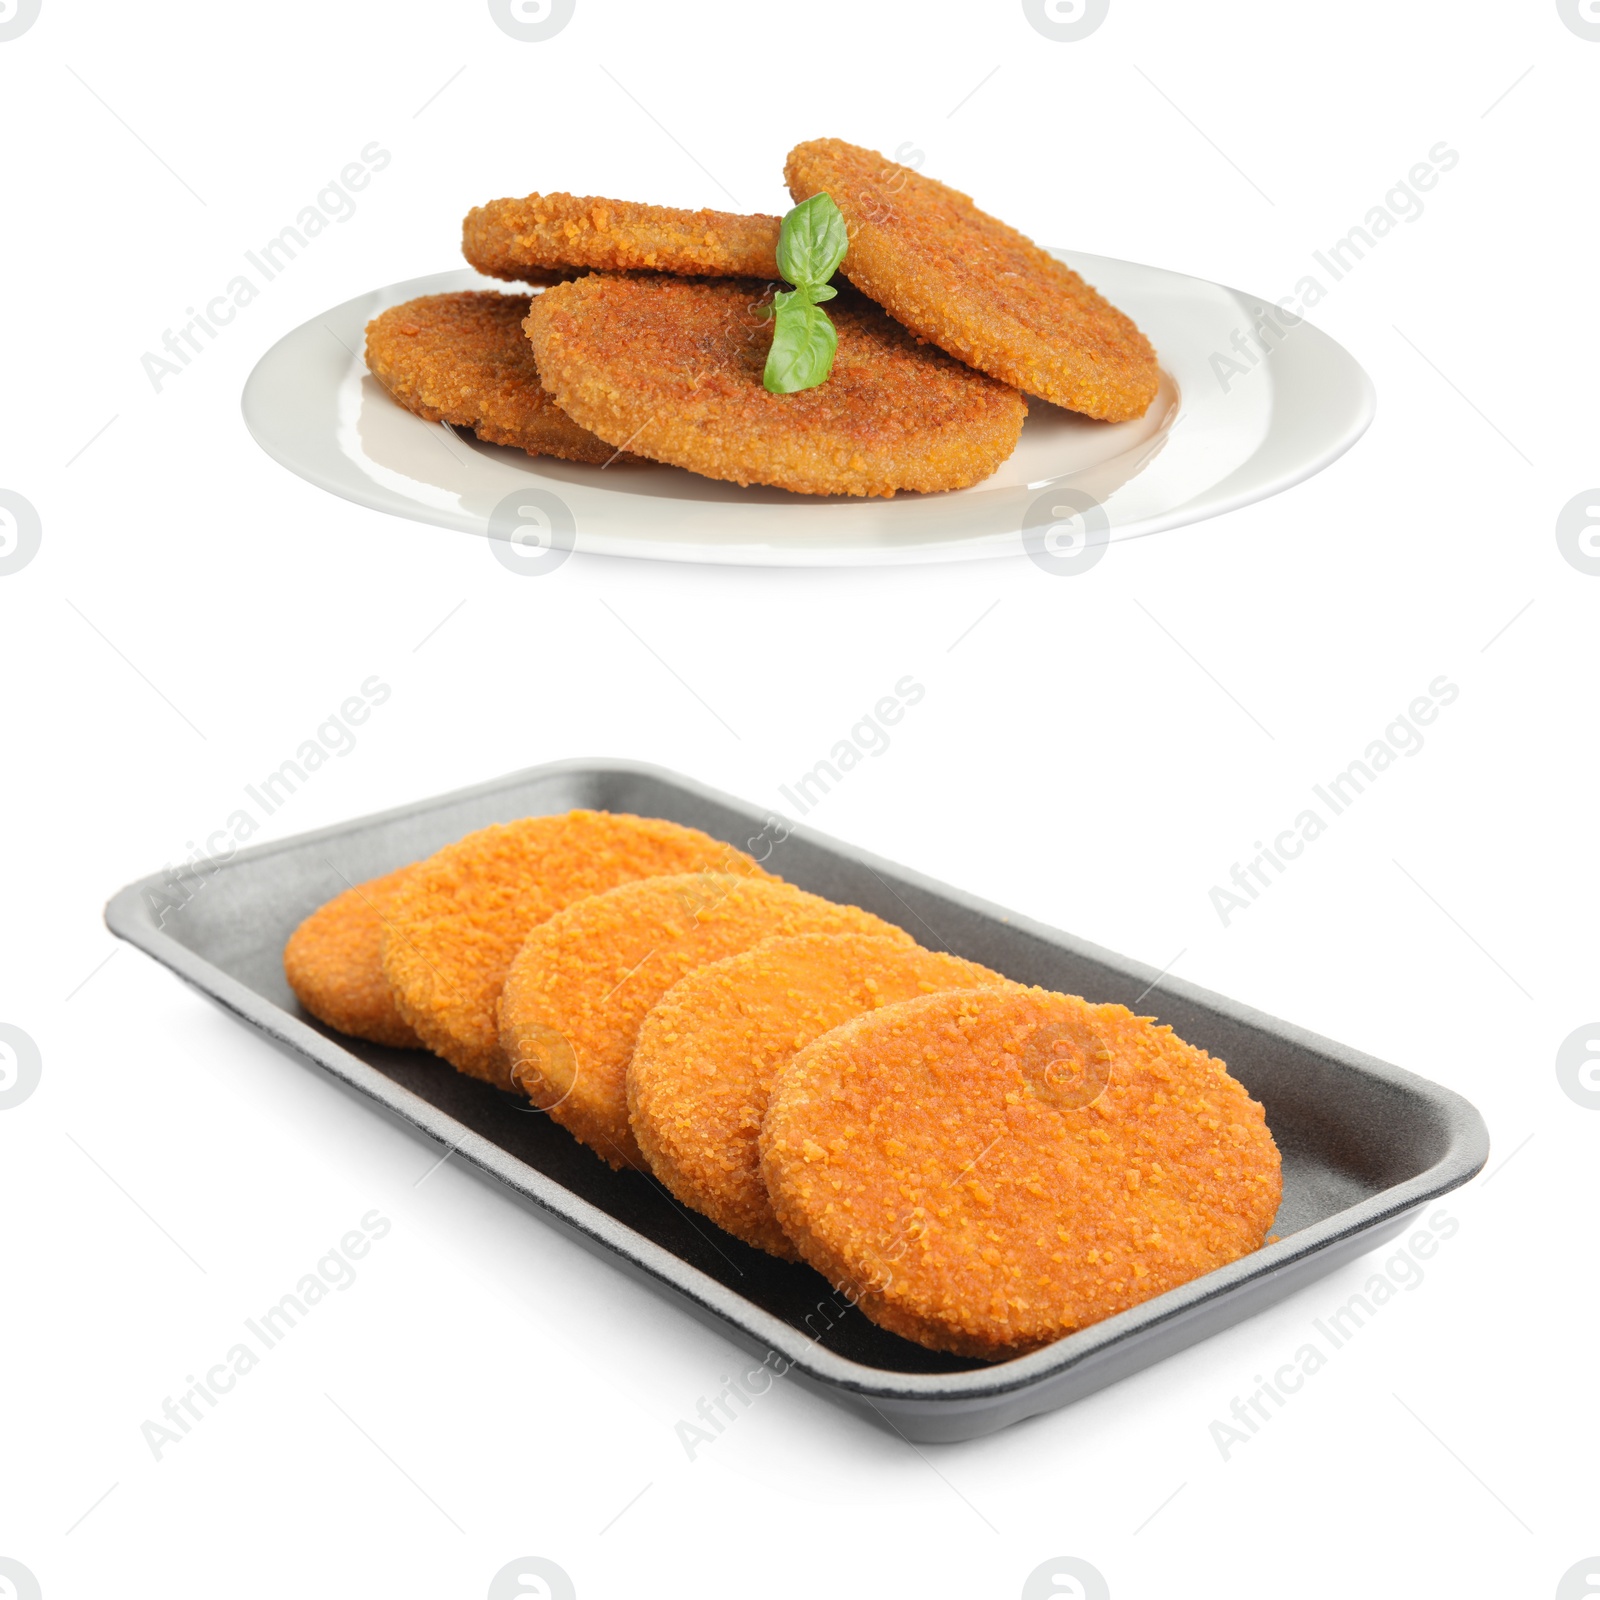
(284, 810), (1280, 1359)
(362, 138), (1162, 499)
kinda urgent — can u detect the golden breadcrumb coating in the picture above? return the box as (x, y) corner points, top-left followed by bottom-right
(463, 192), (782, 280)
(283, 866), (423, 1050)
(500, 878), (912, 1171)
(629, 932), (1008, 1257)
(522, 275), (1026, 497)
(365, 292), (620, 464)
(785, 138), (1159, 423)
(761, 987), (1281, 1358)
(380, 812), (770, 1090)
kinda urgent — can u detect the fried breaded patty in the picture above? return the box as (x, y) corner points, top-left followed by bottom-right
(463, 193), (782, 281)
(500, 878), (913, 1171)
(283, 866), (423, 1050)
(365, 292), (619, 464)
(522, 275), (1027, 497)
(629, 932), (1007, 1257)
(380, 813), (769, 1090)
(761, 987), (1281, 1358)
(785, 139), (1159, 423)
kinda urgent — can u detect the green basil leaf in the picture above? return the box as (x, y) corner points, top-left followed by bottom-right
(763, 296), (839, 394)
(776, 192), (848, 290)
(762, 195), (848, 393)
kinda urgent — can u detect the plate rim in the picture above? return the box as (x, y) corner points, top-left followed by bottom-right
(240, 256), (1376, 568)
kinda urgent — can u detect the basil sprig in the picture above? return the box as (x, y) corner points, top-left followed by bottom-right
(762, 192), (848, 394)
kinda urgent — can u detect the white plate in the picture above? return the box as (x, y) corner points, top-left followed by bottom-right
(241, 258), (1374, 568)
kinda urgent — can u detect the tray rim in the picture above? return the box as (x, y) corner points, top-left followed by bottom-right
(103, 756), (1487, 1405)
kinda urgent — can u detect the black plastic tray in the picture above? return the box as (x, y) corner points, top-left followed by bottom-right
(104, 759), (1489, 1442)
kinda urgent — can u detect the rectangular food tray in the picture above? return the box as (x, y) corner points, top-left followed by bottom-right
(105, 759), (1488, 1442)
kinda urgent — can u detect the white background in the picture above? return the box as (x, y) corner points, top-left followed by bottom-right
(2, 2), (1596, 1596)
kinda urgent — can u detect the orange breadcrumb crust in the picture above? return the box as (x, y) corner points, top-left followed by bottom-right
(629, 932), (1009, 1257)
(761, 986), (1281, 1358)
(463, 192), (782, 280)
(364, 292), (620, 464)
(379, 813), (770, 1091)
(785, 138), (1160, 423)
(500, 878), (912, 1171)
(283, 866), (423, 1050)
(522, 276), (1026, 498)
